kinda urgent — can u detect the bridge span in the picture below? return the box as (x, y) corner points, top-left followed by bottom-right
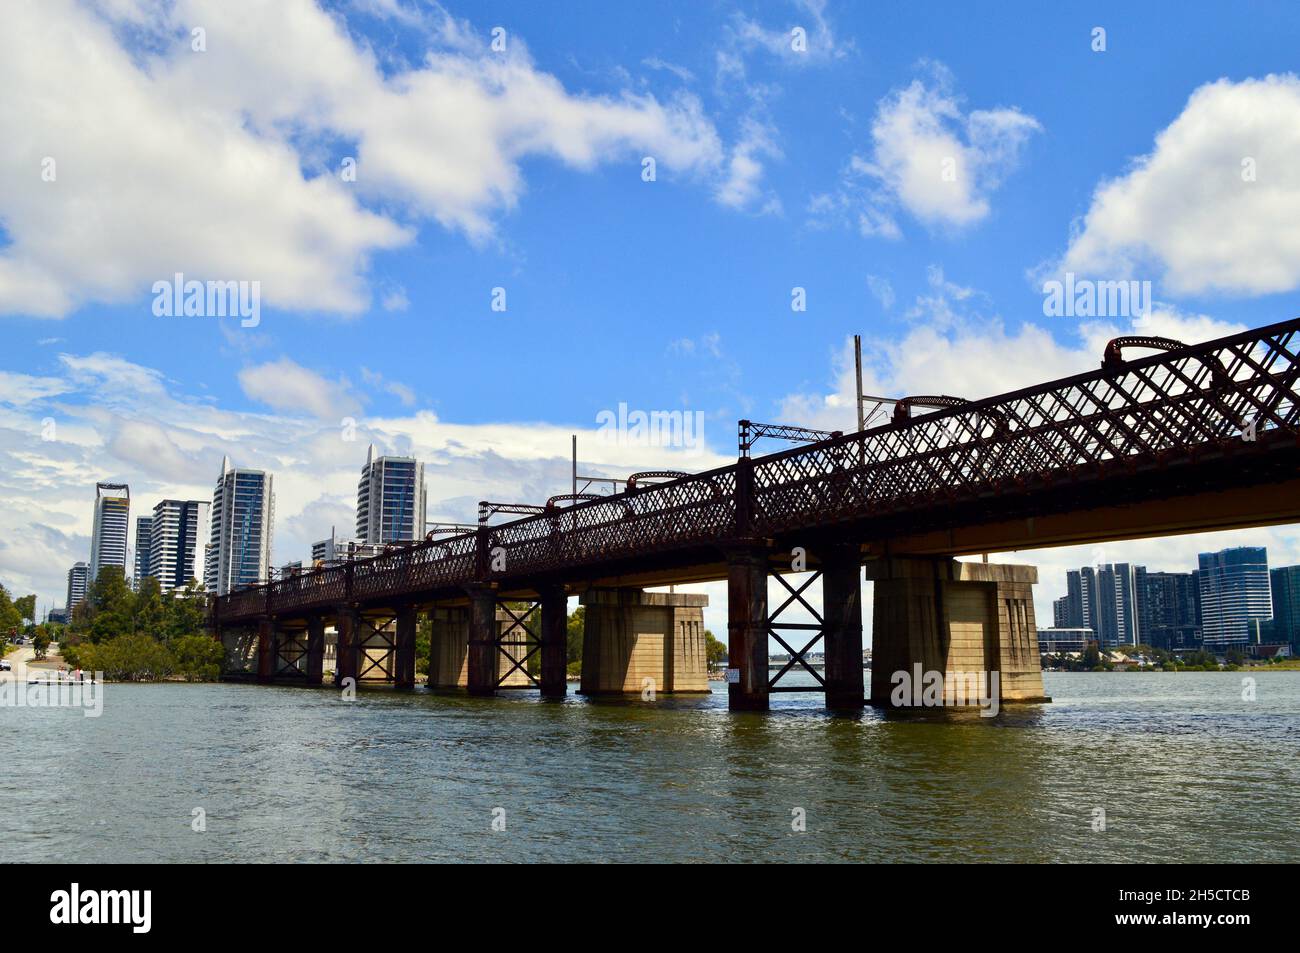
(210, 318), (1300, 710)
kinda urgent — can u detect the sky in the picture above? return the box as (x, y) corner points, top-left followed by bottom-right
(2, 0), (1299, 640)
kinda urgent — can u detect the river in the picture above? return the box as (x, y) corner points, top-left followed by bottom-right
(2, 671), (1296, 863)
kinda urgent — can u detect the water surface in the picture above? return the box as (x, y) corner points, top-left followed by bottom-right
(2, 672), (1295, 862)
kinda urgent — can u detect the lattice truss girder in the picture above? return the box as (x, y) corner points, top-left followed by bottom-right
(494, 600), (541, 689)
(767, 571), (826, 693)
(217, 323), (1300, 620)
(355, 611), (398, 681)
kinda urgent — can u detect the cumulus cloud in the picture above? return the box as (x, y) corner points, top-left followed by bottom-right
(0, 0), (729, 319)
(777, 268), (1245, 439)
(238, 359), (362, 420)
(1057, 73), (1300, 296)
(714, 119), (783, 211)
(818, 65), (1039, 238)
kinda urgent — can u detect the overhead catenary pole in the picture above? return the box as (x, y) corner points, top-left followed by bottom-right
(854, 334), (865, 435)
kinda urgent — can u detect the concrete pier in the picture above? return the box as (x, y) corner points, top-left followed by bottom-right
(865, 556), (1049, 707)
(579, 588), (709, 695)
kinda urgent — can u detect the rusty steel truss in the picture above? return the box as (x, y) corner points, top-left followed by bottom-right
(214, 318), (1300, 625)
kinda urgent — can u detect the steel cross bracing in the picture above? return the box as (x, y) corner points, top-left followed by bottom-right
(214, 318), (1300, 624)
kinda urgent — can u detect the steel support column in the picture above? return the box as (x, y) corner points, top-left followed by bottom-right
(394, 605), (417, 690)
(466, 585), (497, 696)
(256, 619), (274, 683)
(306, 616), (325, 685)
(335, 607), (359, 686)
(726, 546), (769, 711)
(821, 542), (865, 710)
(538, 584), (568, 698)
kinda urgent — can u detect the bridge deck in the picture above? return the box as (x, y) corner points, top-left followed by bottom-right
(214, 318), (1300, 625)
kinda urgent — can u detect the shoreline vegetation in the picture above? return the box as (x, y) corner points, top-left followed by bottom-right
(1041, 642), (1294, 673)
(43, 567), (222, 683)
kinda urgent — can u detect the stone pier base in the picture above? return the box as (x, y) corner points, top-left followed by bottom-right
(579, 589), (710, 695)
(865, 557), (1049, 707)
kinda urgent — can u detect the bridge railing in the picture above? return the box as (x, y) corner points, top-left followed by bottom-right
(484, 466), (738, 577)
(749, 317), (1300, 534)
(353, 530), (478, 598)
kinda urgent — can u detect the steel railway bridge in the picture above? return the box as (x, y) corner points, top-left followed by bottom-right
(210, 318), (1300, 710)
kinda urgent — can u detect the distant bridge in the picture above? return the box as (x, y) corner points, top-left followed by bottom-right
(211, 318), (1300, 710)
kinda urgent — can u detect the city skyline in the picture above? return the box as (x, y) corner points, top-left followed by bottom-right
(1046, 546), (1292, 652)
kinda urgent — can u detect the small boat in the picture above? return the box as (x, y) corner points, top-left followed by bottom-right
(26, 675), (97, 686)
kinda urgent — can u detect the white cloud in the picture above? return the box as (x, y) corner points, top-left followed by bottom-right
(834, 65), (1039, 237)
(238, 359), (362, 420)
(0, 372), (70, 406)
(1058, 73), (1300, 296)
(0, 351), (733, 609)
(866, 274), (895, 311)
(778, 269), (1245, 438)
(714, 119), (783, 211)
(729, 0), (848, 66)
(0, 0), (729, 319)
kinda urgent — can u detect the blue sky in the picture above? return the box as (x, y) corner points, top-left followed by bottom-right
(3, 0), (1299, 632)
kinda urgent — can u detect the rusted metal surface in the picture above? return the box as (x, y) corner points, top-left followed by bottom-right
(214, 318), (1300, 625)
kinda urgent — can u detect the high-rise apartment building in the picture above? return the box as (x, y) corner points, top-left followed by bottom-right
(1095, 563), (1140, 647)
(1198, 547), (1271, 650)
(1135, 569), (1201, 650)
(1059, 563), (1139, 647)
(89, 483), (130, 581)
(1266, 565), (1300, 650)
(133, 516), (154, 587)
(1052, 596), (1069, 628)
(1065, 568), (1097, 632)
(66, 562), (90, 611)
(356, 445), (425, 545)
(148, 499), (210, 592)
(205, 457), (274, 596)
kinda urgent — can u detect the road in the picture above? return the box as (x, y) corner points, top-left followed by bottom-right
(2, 643), (63, 681)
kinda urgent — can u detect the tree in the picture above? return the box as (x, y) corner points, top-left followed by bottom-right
(132, 576), (167, 637)
(566, 606), (585, 676)
(160, 579), (207, 641)
(0, 584), (21, 640)
(85, 567), (134, 643)
(32, 627), (51, 660)
(13, 594), (36, 625)
(70, 633), (176, 682)
(705, 629), (727, 669)
(1081, 640), (1101, 670)
(415, 615), (432, 676)
(171, 633), (223, 681)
